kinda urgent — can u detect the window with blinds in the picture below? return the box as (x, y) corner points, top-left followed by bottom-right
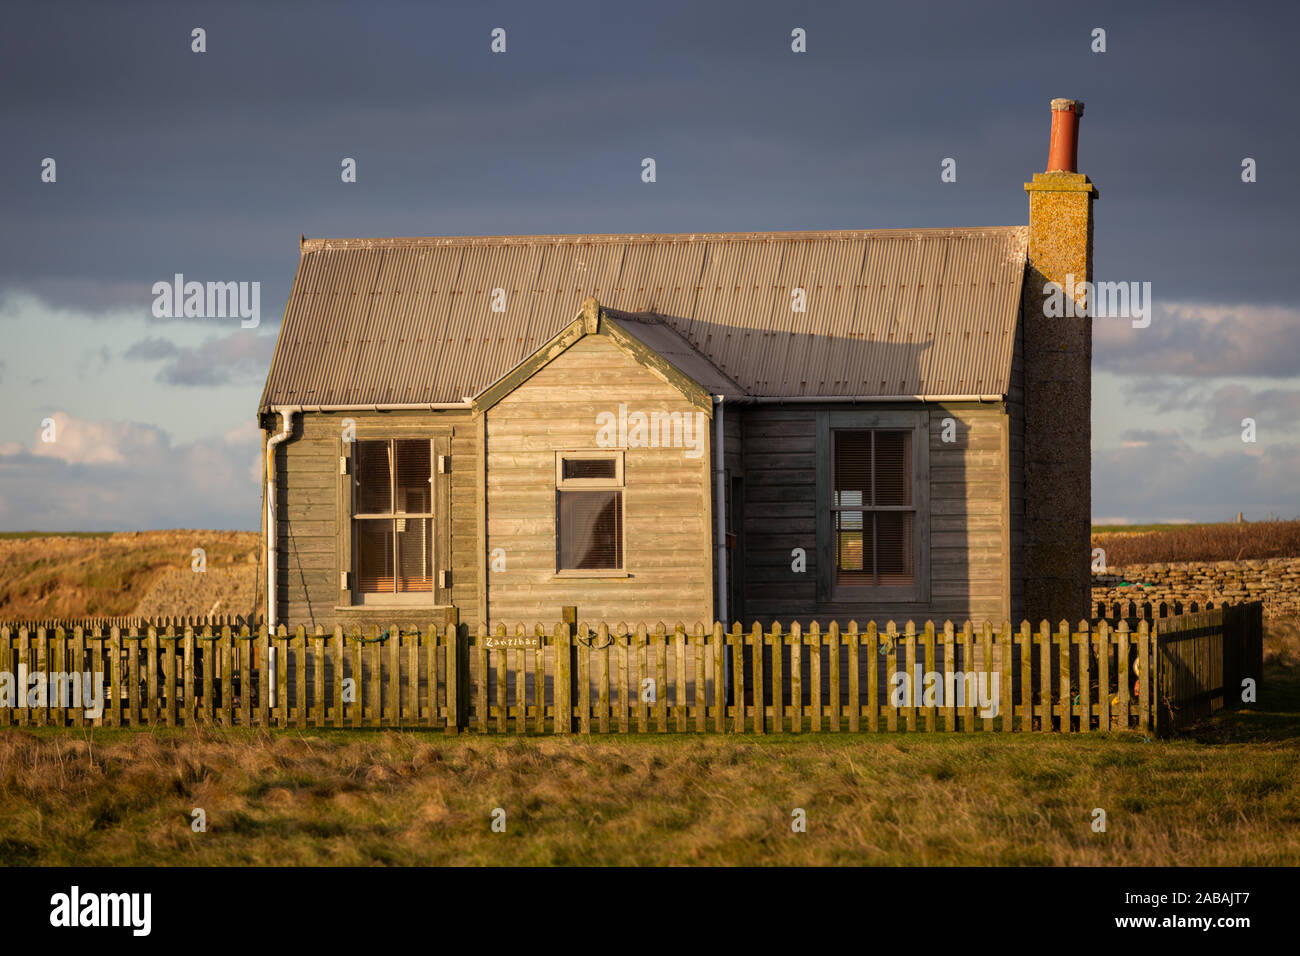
(556, 452), (623, 571)
(353, 439), (434, 593)
(832, 430), (914, 587)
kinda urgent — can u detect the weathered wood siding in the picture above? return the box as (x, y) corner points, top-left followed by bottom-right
(485, 335), (713, 627)
(274, 409), (479, 629)
(719, 402), (745, 623)
(740, 403), (1010, 626)
(1007, 319), (1026, 623)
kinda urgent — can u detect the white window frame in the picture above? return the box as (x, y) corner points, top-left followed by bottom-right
(555, 449), (627, 577)
(352, 437), (438, 605)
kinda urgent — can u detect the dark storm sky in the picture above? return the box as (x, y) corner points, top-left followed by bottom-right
(0, 0), (1296, 528)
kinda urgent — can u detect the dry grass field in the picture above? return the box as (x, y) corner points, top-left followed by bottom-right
(1092, 520), (1300, 565)
(0, 531), (260, 621)
(1, 619), (1296, 867)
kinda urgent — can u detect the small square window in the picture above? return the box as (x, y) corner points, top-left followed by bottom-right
(563, 458), (617, 480)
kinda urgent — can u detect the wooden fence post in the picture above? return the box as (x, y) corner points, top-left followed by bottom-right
(72, 626), (85, 728)
(1138, 620), (1152, 735)
(260, 625), (273, 728)
(536, 624), (549, 734)
(182, 626), (195, 727)
(496, 624), (510, 734)
(556, 621), (572, 734)
(881, 621), (895, 732)
(944, 621), (958, 731)
(316, 627), (327, 729)
(770, 621), (784, 734)
(809, 621), (822, 734)
(350, 627), (363, 729)
(1000, 621), (1013, 733)
(457, 610), (470, 731)
(712, 622), (726, 734)
(828, 621), (841, 733)
(443, 615), (460, 734)
(296, 625), (309, 729)
(673, 622), (687, 733)
(925, 621), (939, 732)
(1057, 620), (1071, 734)
(1077, 620), (1091, 733)
(369, 626), (382, 729)
(562, 606), (578, 718)
(847, 621), (860, 733)
(1038, 621), (1052, 732)
(1117, 620), (1131, 729)
(109, 626), (122, 728)
(731, 623), (746, 733)
(1097, 620), (1111, 732)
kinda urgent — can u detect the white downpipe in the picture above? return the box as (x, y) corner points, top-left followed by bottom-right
(265, 407), (297, 698)
(714, 396), (727, 625)
(714, 396), (731, 705)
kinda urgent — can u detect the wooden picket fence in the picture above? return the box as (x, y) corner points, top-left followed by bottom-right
(0, 613), (260, 632)
(0, 607), (1260, 736)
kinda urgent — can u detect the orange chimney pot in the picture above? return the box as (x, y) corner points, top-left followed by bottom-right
(1046, 98), (1084, 172)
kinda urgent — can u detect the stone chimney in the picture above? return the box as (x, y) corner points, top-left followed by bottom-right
(1020, 98), (1098, 624)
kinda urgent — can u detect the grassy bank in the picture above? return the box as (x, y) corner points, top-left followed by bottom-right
(0, 531), (260, 620)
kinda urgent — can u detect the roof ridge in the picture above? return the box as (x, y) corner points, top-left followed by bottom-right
(299, 226), (1028, 253)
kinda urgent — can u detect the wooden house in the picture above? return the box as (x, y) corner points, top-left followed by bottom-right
(258, 99), (1097, 631)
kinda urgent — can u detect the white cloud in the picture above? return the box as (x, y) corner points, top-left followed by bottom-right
(1095, 301), (1300, 378)
(0, 412), (260, 530)
(1093, 430), (1300, 523)
(0, 291), (267, 463)
(29, 411), (164, 465)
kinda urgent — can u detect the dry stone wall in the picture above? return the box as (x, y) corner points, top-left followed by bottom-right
(1092, 558), (1300, 619)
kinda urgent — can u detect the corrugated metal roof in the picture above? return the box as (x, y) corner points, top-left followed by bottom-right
(605, 309), (747, 399)
(260, 227), (1028, 408)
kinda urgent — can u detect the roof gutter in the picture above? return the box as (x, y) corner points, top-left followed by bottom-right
(261, 401), (474, 413)
(735, 394), (1003, 404)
